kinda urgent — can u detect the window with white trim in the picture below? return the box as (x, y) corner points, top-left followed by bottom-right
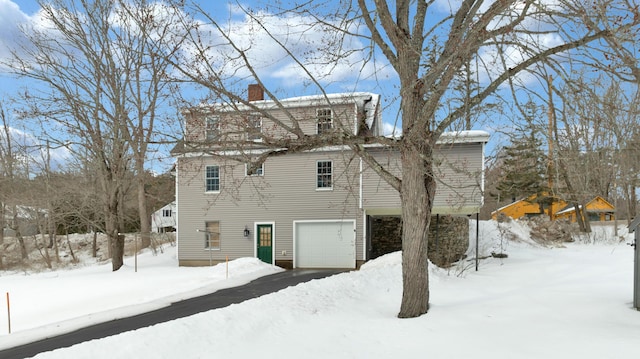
(205, 165), (220, 192)
(162, 209), (172, 217)
(316, 108), (333, 134)
(205, 116), (219, 141)
(204, 221), (220, 250)
(247, 114), (262, 141)
(316, 160), (332, 189)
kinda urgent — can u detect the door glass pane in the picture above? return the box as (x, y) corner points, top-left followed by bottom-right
(260, 226), (271, 247)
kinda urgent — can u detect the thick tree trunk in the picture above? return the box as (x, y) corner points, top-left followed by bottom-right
(398, 147), (435, 318)
(582, 202), (592, 233)
(574, 203), (588, 232)
(112, 233), (125, 270)
(117, 191), (126, 235)
(105, 192), (124, 271)
(631, 185), (638, 219)
(66, 232), (77, 263)
(137, 177), (151, 249)
(108, 222), (124, 271)
(17, 234), (28, 260)
(12, 206), (28, 259)
(0, 203), (4, 245)
(92, 229), (97, 258)
(0, 204), (4, 268)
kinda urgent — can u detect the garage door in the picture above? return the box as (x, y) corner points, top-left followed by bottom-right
(295, 220), (356, 269)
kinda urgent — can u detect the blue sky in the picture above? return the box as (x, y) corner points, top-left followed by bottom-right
(0, 0), (598, 174)
(0, 0), (416, 174)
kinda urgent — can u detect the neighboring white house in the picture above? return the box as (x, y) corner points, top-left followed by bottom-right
(2, 204), (46, 237)
(172, 86), (489, 269)
(151, 201), (176, 233)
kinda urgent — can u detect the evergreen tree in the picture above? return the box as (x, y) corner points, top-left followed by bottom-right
(496, 102), (550, 212)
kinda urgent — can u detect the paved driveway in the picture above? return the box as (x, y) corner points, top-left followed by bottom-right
(0, 269), (346, 359)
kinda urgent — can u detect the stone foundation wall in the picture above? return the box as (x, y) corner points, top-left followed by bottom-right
(370, 215), (469, 268)
(370, 216), (403, 259)
(427, 215), (469, 268)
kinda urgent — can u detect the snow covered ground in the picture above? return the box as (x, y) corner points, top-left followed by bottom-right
(0, 220), (639, 358)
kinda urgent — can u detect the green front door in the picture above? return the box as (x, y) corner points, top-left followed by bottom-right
(257, 224), (273, 264)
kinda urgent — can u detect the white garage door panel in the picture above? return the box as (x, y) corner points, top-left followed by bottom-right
(295, 221), (355, 268)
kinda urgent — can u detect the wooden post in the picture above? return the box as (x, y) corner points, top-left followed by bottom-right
(635, 227), (640, 310)
(226, 256), (229, 279)
(628, 217), (640, 310)
(134, 233), (138, 273)
(6, 292), (11, 334)
(547, 75), (555, 220)
(475, 213), (479, 271)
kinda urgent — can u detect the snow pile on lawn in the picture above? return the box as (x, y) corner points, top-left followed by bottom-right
(0, 232), (177, 272)
(1, 220), (639, 359)
(0, 250), (283, 349)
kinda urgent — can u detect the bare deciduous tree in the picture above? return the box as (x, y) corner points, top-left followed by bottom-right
(7, 0), (132, 270)
(109, 1), (187, 249)
(553, 76), (635, 229)
(0, 101), (30, 261)
(166, 0), (637, 317)
(4, 0), (183, 270)
(572, 0), (640, 220)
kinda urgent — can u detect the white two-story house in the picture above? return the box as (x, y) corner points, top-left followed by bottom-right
(172, 85), (489, 269)
(151, 201), (176, 233)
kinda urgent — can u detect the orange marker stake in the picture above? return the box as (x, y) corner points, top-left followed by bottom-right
(6, 292), (11, 334)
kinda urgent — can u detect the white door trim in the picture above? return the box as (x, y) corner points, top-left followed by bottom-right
(253, 221), (276, 266)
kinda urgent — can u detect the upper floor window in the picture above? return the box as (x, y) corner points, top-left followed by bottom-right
(162, 209), (172, 217)
(205, 165), (220, 192)
(316, 160), (332, 189)
(247, 114), (262, 141)
(316, 108), (333, 134)
(205, 116), (220, 141)
(246, 162), (264, 176)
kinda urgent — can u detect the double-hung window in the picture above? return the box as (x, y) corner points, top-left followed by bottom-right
(205, 165), (220, 192)
(205, 116), (220, 141)
(316, 108), (333, 134)
(204, 221), (220, 250)
(247, 114), (262, 141)
(316, 160), (332, 190)
(162, 209), (172, 217)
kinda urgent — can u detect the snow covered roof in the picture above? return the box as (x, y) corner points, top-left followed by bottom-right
(437, 130), (490, 144)
(2, 205), (47, 221)
(629, 216), (640, 233)
(555, 205), (580, 216)
(197, 92), (376, 113)
(189, 91), (382, 136)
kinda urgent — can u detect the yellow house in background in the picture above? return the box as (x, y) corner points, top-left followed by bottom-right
(491, 194), (567, 220)
(492, 194), (615, 222)
(554, 196), (616, 222)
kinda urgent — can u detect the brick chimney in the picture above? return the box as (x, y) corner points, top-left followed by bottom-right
(248, 84), (264, 102)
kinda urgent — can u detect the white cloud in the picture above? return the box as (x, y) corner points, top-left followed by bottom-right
(0, 1), (83, 71)
(1, 1), (391, 92)
(431, 0), (573, 88)
(186, 7), (391, 89)
(382, 121), (401, 137)
(0, 0), (31, 64)
(0, 124), (72, 173)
